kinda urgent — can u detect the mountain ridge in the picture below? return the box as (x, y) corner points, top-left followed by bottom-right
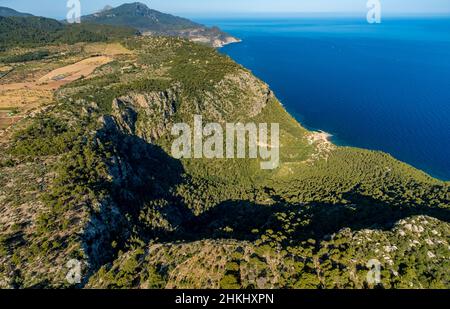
(0, 15), (137, 49)
(83, 2), (202, 31)
(0, 6), (33, 17)
(82, 2), (240, 47)
(0, 3), (239, 48)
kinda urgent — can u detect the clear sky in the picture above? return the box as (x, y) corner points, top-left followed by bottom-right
(1, 0), (449, 19)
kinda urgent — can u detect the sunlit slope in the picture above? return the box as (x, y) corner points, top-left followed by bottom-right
(0, 36), (448, 289)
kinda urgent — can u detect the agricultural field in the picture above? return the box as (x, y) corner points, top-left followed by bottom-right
(0, 43), (134, 135)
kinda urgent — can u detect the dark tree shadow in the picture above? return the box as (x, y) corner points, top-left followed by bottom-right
(82, 119), (192, 283)
(83, 116), (450, 284)
(169, 188), (450, 245)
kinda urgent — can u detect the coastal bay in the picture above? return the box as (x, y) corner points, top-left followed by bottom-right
(201, 17), (450, 180)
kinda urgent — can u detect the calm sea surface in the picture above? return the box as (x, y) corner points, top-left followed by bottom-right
(198, 17), (450, 180)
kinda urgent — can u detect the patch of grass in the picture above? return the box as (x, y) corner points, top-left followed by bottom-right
(1, 50), (50, 64)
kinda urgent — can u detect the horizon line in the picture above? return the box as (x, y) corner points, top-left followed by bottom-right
(183, 11), (450, 18)
(8, 11), (450, 21)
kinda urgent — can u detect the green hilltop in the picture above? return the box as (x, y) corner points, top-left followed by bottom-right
(82, 2), (201, 32)
(80, 2), (239, 47)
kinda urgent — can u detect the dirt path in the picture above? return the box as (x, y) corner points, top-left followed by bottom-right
(0, 56), (112, 93)
(37, 56), (112, 85)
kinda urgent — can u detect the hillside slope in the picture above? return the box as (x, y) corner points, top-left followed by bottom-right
(0, 16), (137, 49)
(0, 36), (448, 289)
(0, 6), (33, 17)
(83, 2), (201, 31)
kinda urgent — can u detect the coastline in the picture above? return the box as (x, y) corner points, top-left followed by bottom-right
(215, 24), (450, 182)
(306, 130), (333, 146)
(213, 36), (242, 48)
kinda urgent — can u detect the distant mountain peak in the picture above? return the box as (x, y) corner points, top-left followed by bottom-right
(99, 5), (114, 13)
(98, 2), (160, 17)
(80, 2), (240, 47)
(123, 2), (150, 9)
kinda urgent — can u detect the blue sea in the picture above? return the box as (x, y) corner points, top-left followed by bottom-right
(198, 17), (450, 181)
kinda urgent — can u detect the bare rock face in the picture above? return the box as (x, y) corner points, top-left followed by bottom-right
(192, 70), (273, 123)
(111, 98), (139, 135)
(98, 114), (118, 133)
(101, 69), (271, 143)
(219, 70), (273, 119)
(110, 86), (179, 143)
